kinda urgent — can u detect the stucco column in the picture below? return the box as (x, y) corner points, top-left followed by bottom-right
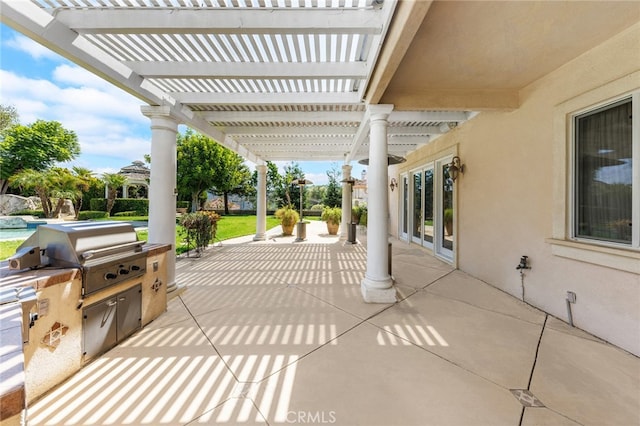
(254, 164), (267, 241)
(141, 105), (180, 296)
(340, 164), (353, 240)
(361, 104), (396, 303)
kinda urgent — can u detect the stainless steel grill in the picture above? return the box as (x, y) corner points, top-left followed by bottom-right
(17, 221), (147, 296)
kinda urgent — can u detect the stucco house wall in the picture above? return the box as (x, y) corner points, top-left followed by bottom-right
(393, 22), (640, 356)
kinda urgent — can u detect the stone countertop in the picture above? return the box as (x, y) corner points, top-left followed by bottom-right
(0, 243), (171, 291)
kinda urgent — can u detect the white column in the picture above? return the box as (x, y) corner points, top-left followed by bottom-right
(141, 105), (180, 296)
(254, 164), (267, 241)
(340, 164), (353, 240)
(361, 104), (396, 303)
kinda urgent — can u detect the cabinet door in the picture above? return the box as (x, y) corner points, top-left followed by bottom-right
(83, 297), (117, 360)
(117, 284), (141, 340)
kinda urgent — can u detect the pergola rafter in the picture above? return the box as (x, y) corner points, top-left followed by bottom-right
(2, 0), (474, 164)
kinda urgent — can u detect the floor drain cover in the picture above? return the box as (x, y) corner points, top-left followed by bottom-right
(509, 389), (545, 407)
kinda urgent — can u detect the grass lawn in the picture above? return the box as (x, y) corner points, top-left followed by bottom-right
(0, 215), (281, 260)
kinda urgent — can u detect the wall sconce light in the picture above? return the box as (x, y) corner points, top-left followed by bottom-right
(449, 156), (464, 182)
(389, 177), (398, 192)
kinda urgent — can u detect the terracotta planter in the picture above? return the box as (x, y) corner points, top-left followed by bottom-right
(326, 221), (339, 235)
(282, 223), (295, 236)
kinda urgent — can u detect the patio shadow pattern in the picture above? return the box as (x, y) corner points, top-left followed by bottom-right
(27, 222), (640, 425)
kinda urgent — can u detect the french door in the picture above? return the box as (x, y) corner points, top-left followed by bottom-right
(400, 157), (455, 263)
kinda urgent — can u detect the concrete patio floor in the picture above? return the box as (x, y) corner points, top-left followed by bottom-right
(27, 221), (640, 425)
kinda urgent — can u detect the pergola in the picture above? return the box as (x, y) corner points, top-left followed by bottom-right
(3, 0), (633, 301)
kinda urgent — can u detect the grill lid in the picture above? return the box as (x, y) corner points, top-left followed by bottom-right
(18, 221), (143, 267)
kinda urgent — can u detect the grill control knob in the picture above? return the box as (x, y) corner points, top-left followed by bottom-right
(131, 265), (141, 271)
(104, 272), (118, 280)
(119, 268), (130, 275)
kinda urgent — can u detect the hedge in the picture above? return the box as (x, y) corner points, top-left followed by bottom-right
(9, 210), (46, 218)
(78, 211), (109, 220)
(89, 198), (149, 215)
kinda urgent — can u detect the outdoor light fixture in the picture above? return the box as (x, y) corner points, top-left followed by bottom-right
(448, 156), (464, 182)
(291, 179), (313, 222)
(389, 178), (398, 191)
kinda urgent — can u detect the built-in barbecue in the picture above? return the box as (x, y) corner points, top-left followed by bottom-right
(13, 221), (147, 296)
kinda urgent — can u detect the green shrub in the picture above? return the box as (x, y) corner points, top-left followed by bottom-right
(275, 206), (299, 226)
(177, 201), (190, 209)
(90, 198), (107, 211)
(310, 204), (325, 211)
(321, 206), (341, 224)
(113, 211), (139, 217)
(113, 199), (149, 215)
(9, 210), (46, 218)
(359, 207), (367, 227)
(180, 211), (219, 256)
(78, 211), (109, 220)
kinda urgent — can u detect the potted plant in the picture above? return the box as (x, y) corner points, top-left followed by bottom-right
(275, 206), (300, 236)
(321, 206), (341, 235)
(444, 208), (453, 236)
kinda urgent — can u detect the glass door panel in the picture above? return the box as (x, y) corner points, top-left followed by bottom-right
(412, 172), (422, 243)
(423, 169), (434, 246)
(438, 162), (454, 259)
(402, 175), (409, 239)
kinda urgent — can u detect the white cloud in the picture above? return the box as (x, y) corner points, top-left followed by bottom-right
(5, 33), (61, 61)
(0, 68), (151, 171)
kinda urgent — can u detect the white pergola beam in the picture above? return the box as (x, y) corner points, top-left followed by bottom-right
(222, 125), (358, 136)
(239, 137), (353, 145)
(345, 109), (371, 163)
(390, 111), (470, 122)
(124, 61), (369, 79)
(54, 9), (386, 35)
(173, 91), (362, 105)
(201, 110), (365, 123)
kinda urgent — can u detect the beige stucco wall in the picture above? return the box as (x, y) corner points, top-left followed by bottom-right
(394, 22), (640, 355)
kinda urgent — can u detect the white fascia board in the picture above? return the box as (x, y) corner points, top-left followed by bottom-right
(200, 110), (365, 123)
(124, 61), (369, 79)
(173, 91), (362, 105)
(54, 8), (385, 35)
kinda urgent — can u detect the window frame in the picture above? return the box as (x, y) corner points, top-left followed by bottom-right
(569, 95), (637, 248)
(549, 77), (640, 274)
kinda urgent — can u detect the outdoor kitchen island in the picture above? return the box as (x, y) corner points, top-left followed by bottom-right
(0, 222), (170, 425)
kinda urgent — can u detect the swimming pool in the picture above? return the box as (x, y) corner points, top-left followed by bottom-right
(0, 228), (36, 241)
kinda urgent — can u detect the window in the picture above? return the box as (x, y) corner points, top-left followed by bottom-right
(573, 96), (637, 247)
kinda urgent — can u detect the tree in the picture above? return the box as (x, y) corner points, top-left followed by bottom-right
(102, 173), (127, 215)
(322, 165), (342, 207)
(9, 167), (82, 218)
(71, 167), (95, 219)
(210, 150), (255, 214)
(177, 129), (223, 212)
(0, 104), (19, 132)
(273, 162), (305, 211)
(0, 119), (80, 194)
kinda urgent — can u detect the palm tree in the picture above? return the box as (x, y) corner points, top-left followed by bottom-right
(48, 168), (82, 218)
(72, 167), (93, 219)
(9, 169), (54, 217)
(102, 173), (127, 216)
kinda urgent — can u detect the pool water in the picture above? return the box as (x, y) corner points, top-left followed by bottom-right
(0, 227), (37, 241)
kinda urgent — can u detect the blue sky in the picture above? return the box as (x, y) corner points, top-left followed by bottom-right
(0, 24), (367, 185)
